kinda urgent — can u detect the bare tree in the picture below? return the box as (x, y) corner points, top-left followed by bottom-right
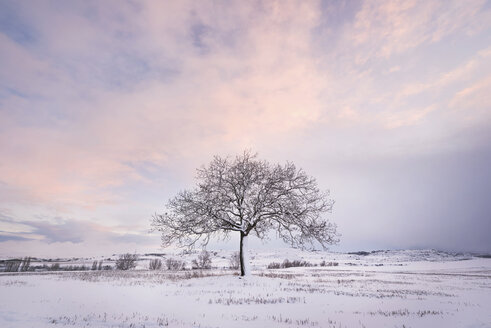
(229, 252), (240, 270)
(149, 258), (162, 270)
(5, 259), (21, 272)
(20, 257), (31, 272)
(191, 250), (212, 270)
(115, 253), (138, 270)
(165, 258), (185, 271)
(152, 151), (338, 276)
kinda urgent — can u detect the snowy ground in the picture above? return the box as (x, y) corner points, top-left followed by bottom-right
(0, 249), (490, 328)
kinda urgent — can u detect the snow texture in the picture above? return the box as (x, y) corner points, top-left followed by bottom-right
(0, 249), (490, 328)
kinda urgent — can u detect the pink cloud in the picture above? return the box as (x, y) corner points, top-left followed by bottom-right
(1, 1), (490, 255)
(351, 0), (490, 60)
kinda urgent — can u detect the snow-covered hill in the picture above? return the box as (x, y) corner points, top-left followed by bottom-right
(0, 248), (483, 272)
(0, 248), (490, 327)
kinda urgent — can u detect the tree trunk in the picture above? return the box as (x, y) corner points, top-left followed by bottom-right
(239, 231), (248, 276)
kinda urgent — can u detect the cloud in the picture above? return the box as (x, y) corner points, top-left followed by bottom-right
(450, 76), (491, 114)
(397, 46), (491, 98)
(0, 1), (490, 255)
(0, 234), (32, 242)
(350, 0), (490, 60)
(388, 66), (401, 73)
(0, 216), (154, 245)
(383, 105), (436, 129)
(0, 1), (330, 210)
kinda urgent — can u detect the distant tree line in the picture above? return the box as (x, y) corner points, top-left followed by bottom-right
(3, 257), (31, 272)
(267, 259), (339, 269)
(1, 257), (111, 272)
(2, 251), (245, 273)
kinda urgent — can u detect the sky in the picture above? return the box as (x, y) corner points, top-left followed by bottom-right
(0, 0), (490, 258)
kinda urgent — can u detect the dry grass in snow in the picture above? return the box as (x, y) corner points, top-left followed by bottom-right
(0, 250), (490, 327)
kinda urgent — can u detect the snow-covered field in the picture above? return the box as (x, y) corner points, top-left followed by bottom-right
(1, 249), (490, 328)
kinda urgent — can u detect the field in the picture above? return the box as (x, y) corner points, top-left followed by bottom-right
(0, 249), (490, 328)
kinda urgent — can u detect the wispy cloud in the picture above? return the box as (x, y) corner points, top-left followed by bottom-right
(0, 1), (490, 254)
(350, 0), (490, 60)
(0, 215), (154, 246)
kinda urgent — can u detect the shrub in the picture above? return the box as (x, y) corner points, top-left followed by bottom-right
(282, 259), (313, 268)
(149, 258), (162, 270)
(320, 260), (339, 267)
(267, 259), (314, 269)
(67, 265), (80, 271)
(91, 261), (98, 270)
(115, 253), (138, 270)
(166, 258), (185, 271)
(32, 263), (84, 271)
(191, 250), (212, 270)
(267, 262), (281, 269)
(50, 263), (61, 271)
(229, 252), (240, 270)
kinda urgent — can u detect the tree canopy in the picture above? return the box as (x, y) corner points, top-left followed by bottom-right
(152, 151), (338, 275)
